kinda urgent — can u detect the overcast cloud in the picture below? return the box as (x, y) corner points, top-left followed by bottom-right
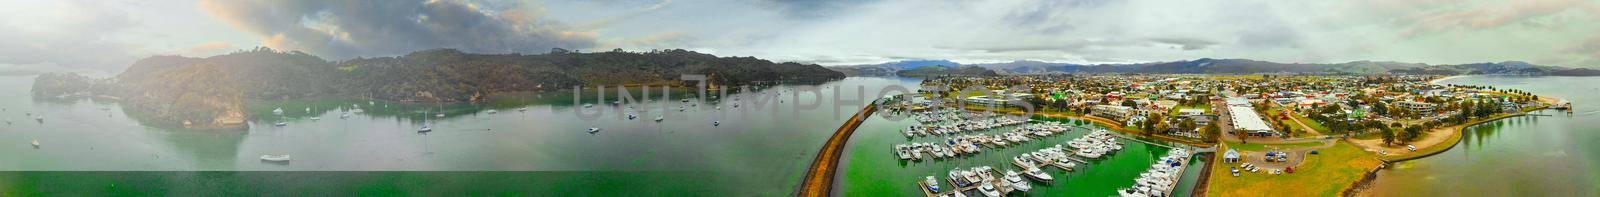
(1, 0), (1597, 70)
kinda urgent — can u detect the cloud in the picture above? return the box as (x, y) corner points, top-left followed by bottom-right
(1397, 0), (1600, 38)
(0, 0), (140, 70)
(1150, 38), (1219, 51)
(182, 41), (235, 56)
(198, 0), (597, 59)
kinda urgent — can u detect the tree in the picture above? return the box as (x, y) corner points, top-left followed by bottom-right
(1201, 122), (1221, 142)
(1380, 126), (1396, 145)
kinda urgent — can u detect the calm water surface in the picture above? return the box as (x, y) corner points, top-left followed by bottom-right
(1369, 76), (1600, 196)
(0, 75), (920, 195)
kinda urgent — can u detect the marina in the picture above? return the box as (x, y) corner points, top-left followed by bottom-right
(845, 100), (1200, 196)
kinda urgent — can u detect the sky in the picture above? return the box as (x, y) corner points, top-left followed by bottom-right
(2, 0), (1598, 72)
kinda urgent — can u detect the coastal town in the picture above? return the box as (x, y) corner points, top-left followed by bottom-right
(858, 74), (1564, 196)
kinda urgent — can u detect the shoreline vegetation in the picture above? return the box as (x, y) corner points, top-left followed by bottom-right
(29, 47), (846, 129)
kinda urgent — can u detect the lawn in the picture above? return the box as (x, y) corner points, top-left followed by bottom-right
(1287, 111), (1330, 134)
(1206, 141), (1381, 197)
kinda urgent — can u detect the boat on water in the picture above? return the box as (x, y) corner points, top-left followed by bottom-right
(435, 113), (445, 118)
(712, 121), (721, 126)
(584, 103), (594, 108)
(587, 127), (601, 133)
(260, 154), (292, 162)
(924, 176), (941, 193)
(654, 116), (664, 122)
(1023, 167), (1054, 183)
(274, 121), (287, 126)
(30, 140), (39, 148)
(418, 125), (433, 132)
(978, 182), (1002, 197)
(518, 107), (528, 112)
(272, 107), (284, 115)
(340, 113), (351, 119)
(486, 109), (498, 114)
(35, 116), (43, 122)
(1006, 170), (1032, 192)
(1119, 188), (1148, 197)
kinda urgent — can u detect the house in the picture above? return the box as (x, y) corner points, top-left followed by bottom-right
(1178, 108), (1207, 116)
(1092, 105), (1135, 121)
(1223, 149), (1242, 163)
(1395, 101), (1437, 114)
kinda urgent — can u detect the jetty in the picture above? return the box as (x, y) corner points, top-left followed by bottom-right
(917, 167), (1017, 197)
(797, 104), (877, 196)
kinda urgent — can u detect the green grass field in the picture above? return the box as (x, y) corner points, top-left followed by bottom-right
(1206, 141), (1381, 197)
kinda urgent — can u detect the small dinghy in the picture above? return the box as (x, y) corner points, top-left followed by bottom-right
(260, 154), (292, 162)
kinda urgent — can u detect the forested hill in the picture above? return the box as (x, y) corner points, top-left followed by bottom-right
(34, 47), (843, 128)
(111, 47), (844, 102)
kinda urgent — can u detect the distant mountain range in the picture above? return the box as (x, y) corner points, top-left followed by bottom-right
(830, 58), (1600, 76)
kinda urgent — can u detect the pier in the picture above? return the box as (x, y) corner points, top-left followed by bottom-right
(917, 167), (1018, 197)
(797, 104), (877, 196)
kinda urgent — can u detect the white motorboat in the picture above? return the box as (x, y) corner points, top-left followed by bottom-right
(654, 116), (664, 122)
(1023, 167), (1054, 183)
(30, 140), (39, 148)
(627, 113), (638, 120)
(583, 103), (594, 108)
(418, 125), (433, 132)
(1119, 188), (1147, 197)
(1010, 178), (1032, 192)
(712, 121), (720, 126)
(340, 113), (351, 119)
(260, 154), (292, 162)
(274, 121), (287, 126)
(978, 182), (1002, 197)
(925, 176), (942, 193)
(272, 107), (284, 115)
(518, 107), (528, 112)
(309, 117), (320, 120)
(486, 109), (498, 114)
(587, 127), (601, 133)
(1003, 170), (1025, 183)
